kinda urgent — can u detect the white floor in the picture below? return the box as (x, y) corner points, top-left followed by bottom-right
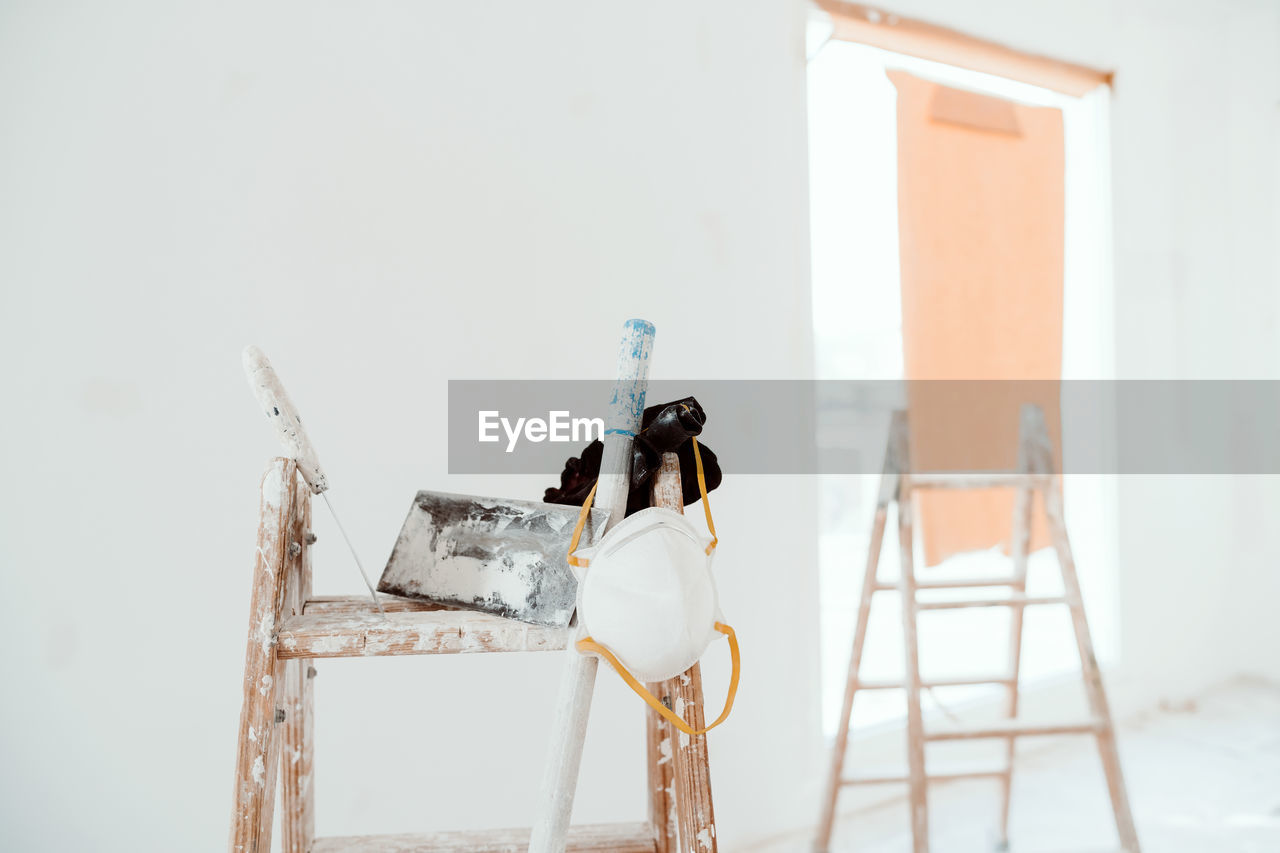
(747, 679), (1280, 852)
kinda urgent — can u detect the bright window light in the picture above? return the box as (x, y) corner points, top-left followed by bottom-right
(808, 36), (1118, 737)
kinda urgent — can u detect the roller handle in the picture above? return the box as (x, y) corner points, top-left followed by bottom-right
(594, 319), (655, 533)
(242, 345), (329, 494)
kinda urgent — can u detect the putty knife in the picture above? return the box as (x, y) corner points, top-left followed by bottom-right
(377, 491), (609, 628)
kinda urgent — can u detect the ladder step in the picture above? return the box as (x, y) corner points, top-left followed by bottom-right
(303, 594), (460, 614)
(925, 717), (1106, 741)
(277, 599), (566, 659)
(907, 473), (1042, 489)
(873, 577), (1023, 592)
(915, 575), (1021, 589)
(313, 822), (655, 852)
(916, 593), (1066, 610)
(856, 674), (1014, 690)
(842, 762), (1008, 786)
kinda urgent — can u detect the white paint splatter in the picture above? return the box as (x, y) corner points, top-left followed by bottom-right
(696, 828), (714, 849)
(256, 546), (274, 578)
(308, 634), (356, 654)
(256, 612), (274, 654)
(259, 674), (273, 696)
(251, 755), (265, 787)
(658, 736), (673, 766)
(413, 630), (441, 653)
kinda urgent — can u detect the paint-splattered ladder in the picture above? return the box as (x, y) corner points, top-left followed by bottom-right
(814, 406), (1141, 853)
(229, 323), (716, 853)
(227, 457), (666, 852)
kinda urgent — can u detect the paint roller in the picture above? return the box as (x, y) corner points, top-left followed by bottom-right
(242, 345), (384, 614)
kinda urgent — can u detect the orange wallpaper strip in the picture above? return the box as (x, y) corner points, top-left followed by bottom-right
(891, 71), (1064, 566)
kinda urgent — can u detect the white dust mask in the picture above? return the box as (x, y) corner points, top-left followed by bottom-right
(566, 439), (739, 737)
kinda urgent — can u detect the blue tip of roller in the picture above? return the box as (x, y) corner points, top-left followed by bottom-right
(624, 318), (656, 337)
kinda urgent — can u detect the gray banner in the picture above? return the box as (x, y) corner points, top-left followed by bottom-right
(447, 380), (1280, 475)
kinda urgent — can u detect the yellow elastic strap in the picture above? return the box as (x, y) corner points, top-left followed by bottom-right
(691, 436), (718, 555)
(566, 479), (599, 568)
(577, 622), (740, 737)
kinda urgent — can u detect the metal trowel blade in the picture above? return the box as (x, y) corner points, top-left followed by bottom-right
(377, 491), (610, 628)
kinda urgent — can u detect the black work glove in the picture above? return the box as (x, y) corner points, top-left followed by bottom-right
(543, 396), (722, 515)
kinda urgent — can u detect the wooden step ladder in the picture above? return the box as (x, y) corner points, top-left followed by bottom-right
(228, 454), (711, 852)
(814, 406), (1140, 853)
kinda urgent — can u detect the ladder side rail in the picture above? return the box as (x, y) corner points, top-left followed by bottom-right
(815, 412), (903, 851)
(281, 482), (316, 853)
(645, 701), (676, 853)
(229, 458), (302, 853)
(895, 418), (930, 853)
(998, 406), (1038, 846)
(1025, 405), (1141, 853)
(651, 452), (716, 853)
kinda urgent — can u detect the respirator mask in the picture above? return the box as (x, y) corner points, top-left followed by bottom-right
(567, 435), (739, 737)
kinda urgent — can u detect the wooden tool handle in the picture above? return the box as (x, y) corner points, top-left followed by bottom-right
(528, 318), (655, 853)
(242, 345), (329, 494)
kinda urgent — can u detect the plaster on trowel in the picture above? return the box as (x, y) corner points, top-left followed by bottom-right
(377, 491), (609, 628)
(242, 345), (385, 614)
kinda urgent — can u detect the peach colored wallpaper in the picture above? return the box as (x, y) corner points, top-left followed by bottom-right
(891, 72), (1063, 565)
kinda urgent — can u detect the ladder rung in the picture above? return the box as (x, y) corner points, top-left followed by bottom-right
(915, 576), (1021, 589)
(303, 594), (458, 615)
(925, 717), (1106, 741)
(277, 604), (566, 659)
(906, 473), (1042, 489)
(842, 763), (1008, 786)
(313, 822), (655, 852)
(916, 593), (1066, 610)
(856, 674), (1015, 690)
(873, 578), (1024, 592)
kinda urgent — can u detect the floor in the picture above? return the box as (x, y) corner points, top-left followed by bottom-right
(747, 679), (1280, 852)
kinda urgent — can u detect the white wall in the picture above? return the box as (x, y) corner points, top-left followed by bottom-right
(0, 2), (818, 850)
(2, 0), (1277, 850)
